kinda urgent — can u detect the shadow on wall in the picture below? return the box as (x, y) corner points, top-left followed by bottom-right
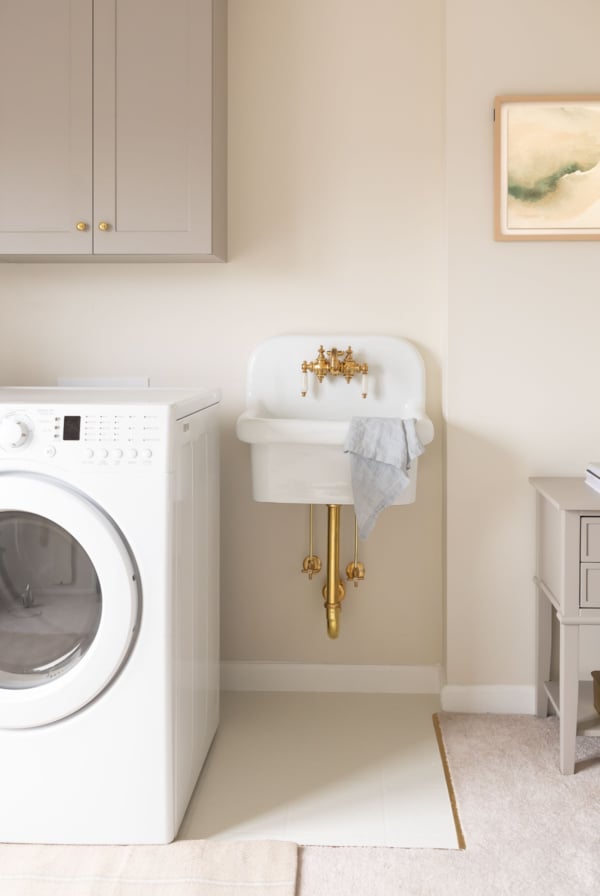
(445, 421), (538, 682)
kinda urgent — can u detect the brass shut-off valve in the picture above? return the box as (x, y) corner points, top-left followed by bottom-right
(346, 560), (366, 586)
(301, 504), (322, 580)
(301, 346), (368, 398)
(302, 555), (322, 580)
(346, 515), (365, 587)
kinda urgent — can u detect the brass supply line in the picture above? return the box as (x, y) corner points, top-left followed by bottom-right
(322, 504), (346, 639)
(345, 514), (365, 587)
(301, 504), (322, 579)
(301, 345), (368, 398)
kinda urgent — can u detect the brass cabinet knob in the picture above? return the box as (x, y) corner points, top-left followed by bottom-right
(98, 221), (110, 232)
(75, 221), (88, 231)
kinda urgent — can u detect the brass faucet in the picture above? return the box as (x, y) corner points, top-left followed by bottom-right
(301, 345), (368, 397)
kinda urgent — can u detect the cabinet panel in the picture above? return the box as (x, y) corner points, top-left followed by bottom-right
(580, 517), (600, 561)
(538, 493), (562, 602)
(0, 0), (92, 254)
(93, 0), (222, 257)
(580, 563), (600, 608)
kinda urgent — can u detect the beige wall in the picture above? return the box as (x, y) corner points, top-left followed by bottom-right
(9, 1), (597, 692)
(445, 0), (600, 690)
(0, 1), (445, 667)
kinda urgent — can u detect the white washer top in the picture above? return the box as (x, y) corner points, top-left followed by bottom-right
(0, 387), (220, 419)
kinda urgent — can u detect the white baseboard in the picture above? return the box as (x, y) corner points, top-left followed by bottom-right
(220, 666), (537, 712)
(441, 684), (536, 715)
(221, 662), (444, 694)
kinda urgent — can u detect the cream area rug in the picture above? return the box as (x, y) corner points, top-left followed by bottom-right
(0, 840), (297, 896)
(298, 712), (600, 895)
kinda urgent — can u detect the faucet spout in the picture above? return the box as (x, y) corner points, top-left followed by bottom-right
(329, 347), (340, 374)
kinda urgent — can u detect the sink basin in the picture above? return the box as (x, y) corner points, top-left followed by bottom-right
(236, 335), (434, 504)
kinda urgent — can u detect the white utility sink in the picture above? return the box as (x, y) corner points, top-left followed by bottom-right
(236, 335), (434, 504)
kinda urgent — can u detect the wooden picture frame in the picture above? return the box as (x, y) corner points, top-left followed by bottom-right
(494, 95), (600, 240)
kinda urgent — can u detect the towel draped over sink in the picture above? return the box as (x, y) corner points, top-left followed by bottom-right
(344, 417), (424, 538)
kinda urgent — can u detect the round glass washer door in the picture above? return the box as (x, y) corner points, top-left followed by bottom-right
(0, 474), (139, 729)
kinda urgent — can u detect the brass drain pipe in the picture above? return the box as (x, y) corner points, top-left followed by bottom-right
(322, 504), (345, 638)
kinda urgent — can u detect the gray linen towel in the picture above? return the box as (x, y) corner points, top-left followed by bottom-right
(344, 417), (424, 538)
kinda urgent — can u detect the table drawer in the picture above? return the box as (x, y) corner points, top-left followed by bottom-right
(581, 517), (600, 561)
(580, 563), (600, 608)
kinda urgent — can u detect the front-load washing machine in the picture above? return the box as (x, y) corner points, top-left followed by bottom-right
(0, 387), (220, 843)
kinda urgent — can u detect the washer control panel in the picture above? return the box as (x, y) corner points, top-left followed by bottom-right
(0, 405), (169, 469)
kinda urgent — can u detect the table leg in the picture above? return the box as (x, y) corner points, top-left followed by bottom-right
(535, 587), (552, 716)
(559, 622), (579, 775)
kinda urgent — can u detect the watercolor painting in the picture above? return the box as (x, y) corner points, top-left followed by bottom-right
(494, 95), (600, 240)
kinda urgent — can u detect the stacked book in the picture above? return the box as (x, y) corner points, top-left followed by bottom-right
(586, 462), (600, 493)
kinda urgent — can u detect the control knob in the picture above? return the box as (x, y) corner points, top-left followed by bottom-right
(0, 417), (31, 449)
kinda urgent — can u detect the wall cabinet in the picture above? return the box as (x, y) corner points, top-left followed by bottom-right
(0, 0), (226, 261)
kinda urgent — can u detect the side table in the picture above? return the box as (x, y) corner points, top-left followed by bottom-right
(531, 477), (600, 774)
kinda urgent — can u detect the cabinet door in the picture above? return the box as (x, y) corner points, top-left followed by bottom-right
(93, 0), (224, 258)
(0, 0), (92, 255)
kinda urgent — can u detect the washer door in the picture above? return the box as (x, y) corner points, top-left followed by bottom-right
(0, 474), (139, 729)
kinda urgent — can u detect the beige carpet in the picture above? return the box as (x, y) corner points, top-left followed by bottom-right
(0, 840), (297, 896)
(298, 712), (600, 895)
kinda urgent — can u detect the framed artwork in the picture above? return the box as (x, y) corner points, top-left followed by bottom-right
(494, 95), (600, 240)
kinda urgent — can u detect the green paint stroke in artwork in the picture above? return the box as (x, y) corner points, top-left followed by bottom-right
(508, 162), (593, 203)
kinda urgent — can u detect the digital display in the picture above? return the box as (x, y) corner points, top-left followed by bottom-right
(63, 416), (81, 441)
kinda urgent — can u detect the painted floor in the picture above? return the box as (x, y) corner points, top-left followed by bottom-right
(178, 691), (458, 849)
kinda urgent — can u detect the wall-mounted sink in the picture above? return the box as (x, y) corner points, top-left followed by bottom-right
(236, 335), (434, 504)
